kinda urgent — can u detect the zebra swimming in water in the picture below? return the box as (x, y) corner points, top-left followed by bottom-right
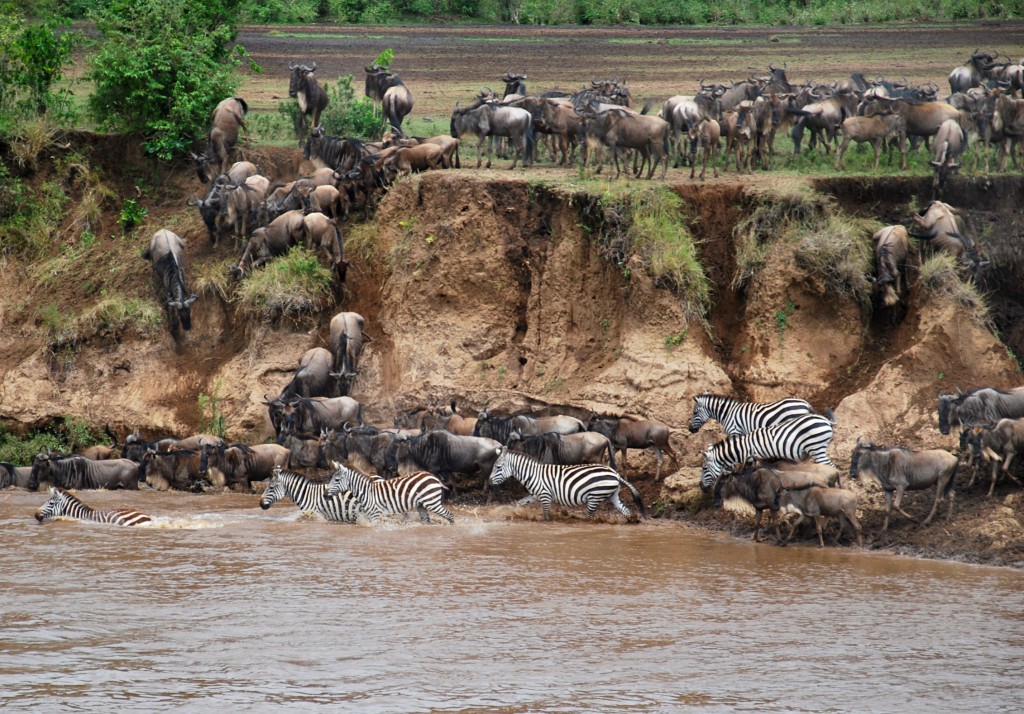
(326, 462), (453, 524)
(488, 447), (645, 521)
(700, 412), (837, 492)
(689, 394), (814, 437)
(34, 487), (152, 526)
(259, 466), (361, 523)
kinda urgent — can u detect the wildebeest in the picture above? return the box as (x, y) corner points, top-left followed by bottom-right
(140, 449), (203, 491)
(474, 409), (586, 445)
(387, 430), (502, 492)
(0, 462), (38, 490)
(426, 401), (477, 436)
(908, 200), (985, 272)
(777, 485), (863, 547)
(578, 103), (670, 179)
(31, 455), (140, 490)
(283, 434), (326, 470)
(688, 117), (720, 180)
(849, 442), (958, 533)
(587, 414), (678, 478)
(861, 96), (961, 170)
(264, 347), (338, 437)
(930, 118), (966, 193)
(279, 396), (363, 439)
(450, 100), (535, 169)
(713, 466), (835, 543)
(304, 126), (365, 173)
(328, 311), (365, 396)
(867, 225), (912, 308)
(302, 211), (346, 283)
(364, 64), (414, 131)
(288, 62), (328, 147)
(191, 97), (248, 183)
(199, 442), (289, 492)
(833, 112), (906, 170)
(937, 386), (1024, 436)
(142, 230), (197, 337)
(972, 418), (1024, 496)
(233, 209), (306, 279)
(320, 425), (399, 476)
(507, 431), (617, 469)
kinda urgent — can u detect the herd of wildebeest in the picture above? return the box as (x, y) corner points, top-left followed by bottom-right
(8, 50), (1024, 547)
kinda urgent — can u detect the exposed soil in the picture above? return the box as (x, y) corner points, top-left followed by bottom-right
(6, 23), (1024, 567)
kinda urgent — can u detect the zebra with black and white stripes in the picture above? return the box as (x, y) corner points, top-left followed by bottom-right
(689, 393), (814, 436)
(326, 462), (453, 524)
(259, 466), (361, 523)
(488, 447), (645, 521)
(699, 412), (837, 492)
(34, 487), (151, 526)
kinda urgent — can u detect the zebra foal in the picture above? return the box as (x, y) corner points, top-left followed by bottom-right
(259, 466), (361, 523)
(689, 393), (813, 436)
(34, 487), (151, 526)
(700, 413), (837, 492)
(488, 447), (645, 521)
(326, 462), (453, 524)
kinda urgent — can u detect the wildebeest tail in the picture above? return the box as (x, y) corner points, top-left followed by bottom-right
(454, 140), (461, 169)
(640, 97), (657, 115)
(235, 97), (249, 115)
(604, 439), (617, 471)
(821, 407), (838, 425)
(619, 474), (646, 518)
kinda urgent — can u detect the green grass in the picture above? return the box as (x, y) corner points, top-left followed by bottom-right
(918, 253), (993, 329)
(233, 246), (333, 321)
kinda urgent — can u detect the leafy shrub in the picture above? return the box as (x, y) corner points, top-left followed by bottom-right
(87, 0), (254, 160)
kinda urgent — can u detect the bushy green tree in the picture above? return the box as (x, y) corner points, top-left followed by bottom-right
(86, 0), (256, 159)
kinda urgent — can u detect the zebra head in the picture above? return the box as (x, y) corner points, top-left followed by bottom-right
(689, 395), (711, 434)
(326, 461), (352, 499)
(34, 486), (66, 523)
(488, 447), (511, 487)
(699, 446), (722, 493)
(259, 467), (286, 510)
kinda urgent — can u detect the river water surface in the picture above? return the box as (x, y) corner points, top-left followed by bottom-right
(1, 490), (1022, 712)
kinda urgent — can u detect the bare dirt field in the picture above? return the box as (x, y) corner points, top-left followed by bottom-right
(232, 21), (1024, 117)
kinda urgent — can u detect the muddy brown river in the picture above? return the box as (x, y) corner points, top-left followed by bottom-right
(1, 490), (1022, 712)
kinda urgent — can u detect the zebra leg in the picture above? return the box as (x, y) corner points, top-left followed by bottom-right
(430, 503), (455, 524)
(608, 491), (632, 519)
(540, 495), (553, 521)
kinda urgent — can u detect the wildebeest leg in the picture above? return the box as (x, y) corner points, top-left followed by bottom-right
(844, 509), (864, 547)
(752, 508), (764, 542)
(516, 495), (537, 507)
(784, 513), (805, 544)
(653, 447), (664, 480)
(814, 516), (826, 547)
(619, 448), (628, 473)
(921, 485), (945, 526)
(417, 504), (431, 524)
(891, 486), (918, 523)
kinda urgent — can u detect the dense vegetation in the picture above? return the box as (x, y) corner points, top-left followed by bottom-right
(25, 0), (1023, 26)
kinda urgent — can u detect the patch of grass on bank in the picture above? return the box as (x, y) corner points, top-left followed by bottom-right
(43, 294), (163, 349)
(346, 222), (381, 264)
(918, 253), (993, 329)
(194, 259), (235, 302)
(588, 185), (710, 321)
(794, 215), (880, 309)
(0, 417), (111, 464)
(234, 247), (332, 321)
(732, 184), (830, 289)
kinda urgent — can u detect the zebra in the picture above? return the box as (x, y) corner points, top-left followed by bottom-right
(259, 466), (361, 523)
(699, 412), (837, 493)
(326, 462), (453, 524)
(34, 487), (151, 526)
(488, 447), (645, 521)
(689, 393), (814, 436)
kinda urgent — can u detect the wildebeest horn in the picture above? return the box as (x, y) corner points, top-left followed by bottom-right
(186, 197), (198, 206)
(289, 61), (296, 70)
(310, 62), (316, 72)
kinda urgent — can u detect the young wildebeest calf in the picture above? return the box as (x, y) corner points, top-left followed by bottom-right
(974, 417), (1024, 496)
(715, 466), (835, 542)
(688, 117), (720, 181)
(778, 485), (863, 547)
(849, 442), (958, 534)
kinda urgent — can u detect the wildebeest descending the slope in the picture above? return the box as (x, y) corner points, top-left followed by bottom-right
(142, 230), (196, 337)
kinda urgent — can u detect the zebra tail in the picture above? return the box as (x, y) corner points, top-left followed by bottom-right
(620, 475), (646, 518)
